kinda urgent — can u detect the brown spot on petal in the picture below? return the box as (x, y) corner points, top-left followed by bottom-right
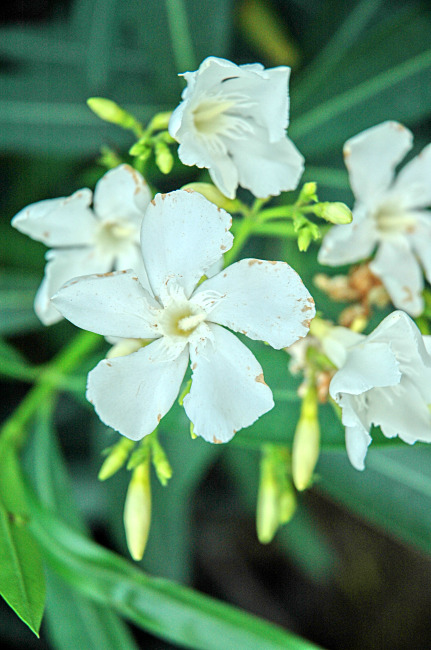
(402, 286), (414, 302)
(248, 259), (262, 266)
(132, 276), (139, 281)
(151, 199), (156, 206)
(192, 363), (197, 370)
(183, 188), (194, 194)
(267, 260), (277, 265)
(302, 319), (311, 329)
(255, 373), (267, 385)
(106, 361), (112, 367)
(343, 147), (351, 160)
(221, 244), (227, 250)
(96, 271), (115, 277)
(213, 436), (222, 444)
(43, 231), (50, 238)
(157, 413), (162, 423)
(301, 304), (313, 312)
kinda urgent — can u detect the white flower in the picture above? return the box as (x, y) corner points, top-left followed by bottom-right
(168, 56), (304, 200)
(52, 190), (315, 443)
(11, 165), (152, 325)
(318, 121), (431, 316)
(322, 311), (431, 470)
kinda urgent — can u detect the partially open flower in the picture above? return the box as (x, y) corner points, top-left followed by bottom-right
(11, 165), (151, 324)
(323, 311), (431, 470)
(169, 57), (304, 199)
(318, 121), (431, 316)
(53, 190), (315, 443)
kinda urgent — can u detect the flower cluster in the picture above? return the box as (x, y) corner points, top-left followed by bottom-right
(319, 121), (431, 316)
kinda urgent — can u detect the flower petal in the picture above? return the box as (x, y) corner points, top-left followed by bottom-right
(345, 424), (372, 471)
(196, 259), (315, 349)
(392, 143), (431, 209)
(228, 129), (304, 197)
(183, 324), (274, 443)
(93, 165), (151, 223)
(409, 211), (431, 283)
(35, 247), (113, 326)
(140, 190), (233, 300)
(370, 239), (424, 316)
(87, 341), (189, 441)
(52, 270), (160, 338)
(318, 204), (377, 266)
(115, 244), (152, 294)
(344, 121), (413, 205)
(329, 342), (401, 398)
(11, 189), (97, 247)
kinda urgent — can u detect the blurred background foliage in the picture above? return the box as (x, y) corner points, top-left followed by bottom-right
(2, 0), (431, 648)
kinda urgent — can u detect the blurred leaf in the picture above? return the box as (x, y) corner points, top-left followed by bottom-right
(318, 445), (431, 557)
(0, 441), (45, 637)
(27, 404), (138, 650)
(29, 493), (320, 650)
(0, 271), (41, 336)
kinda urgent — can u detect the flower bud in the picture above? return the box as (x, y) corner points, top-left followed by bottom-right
(278, 481), (297, 524)
(124, 460), (151, 561)
(98, 438), (135, 481)
(149, 111), (173, 131)
(317, 202), (352, 225)
(151, 437), (172, 486)
(180, 183), (242, 213)
(297, 227), (313, 252)
(292, 384), (320, 491)
(155, 141), (174, 174)
(256, 449), (279, 544)
(87, 98), (142, 133)
(298, 182), (317, 204)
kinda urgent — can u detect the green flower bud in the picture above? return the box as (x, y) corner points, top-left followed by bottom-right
(317, 202), (352, 225)
(181, 183), (242, 213)
(292, 384), (320, 491)
(155, 141), (174, 174)
(124, 460), (151, 561)
(297, 227), (313, 252)
(256, 449), (279, 544)
(87, 98), (142, 134)
(98, 438), (135, 481)
(151, 436), (172, 486)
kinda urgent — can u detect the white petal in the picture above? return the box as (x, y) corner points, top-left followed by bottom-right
(409, 212), (431, 283)
(93, 165), (151, 223)
(321, 327), (364, 368)
(345, 425), (372, 471)
(115, 244), (152, 294)
(344, 121), (413, 205)
(183, 324), (274, 443)
(423, 336), (431, 355)
(392, 143), (431, 209)
(228, 130), (304, 197)
(11, 189), (97, 247)
(368, 378), (431, 444)
(52, 270), (160, 338)
(34, 247), (113, 326)
(208, 153), (240, 200)
(370, 239), (424, 315)
(87, 341), (189, 441)
(329, 342), (401, 398)
(140, 190), (233, 300)
(195, 259), (315, 349)
(318, 204), (377, 266)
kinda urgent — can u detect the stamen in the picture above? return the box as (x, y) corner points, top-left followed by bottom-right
(177, 312), (207, 332)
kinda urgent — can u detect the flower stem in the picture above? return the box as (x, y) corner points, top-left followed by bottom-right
(0, 331), (101, 449)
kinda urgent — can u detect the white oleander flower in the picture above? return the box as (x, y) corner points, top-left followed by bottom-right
(11, 165), (151, 325)
(322, 311), (431, 470)
(169, 56), (304, 200)
(52, 190), (315, 443)
(318, 121), (431, 316)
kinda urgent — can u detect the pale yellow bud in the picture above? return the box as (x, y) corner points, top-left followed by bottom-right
(148, 111), (173, 131)
(124, 461), (151, 561)
(317, 202), (352, 225)
(278, 482), (297, 524)
(298, 182), (317, 204)
(292, 385), (320, 491)
(256, 451), (279, 544)
(151, 437), (172, 486)
(87, 98), (142, 134)
(155, 141), (174, 174)
(180, 183), (242, 213)
(98, 438), (135, 481)
(297, 227), (313, 252)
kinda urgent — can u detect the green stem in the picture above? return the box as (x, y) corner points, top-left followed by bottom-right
(252, 222), (297, 238)
(259, 206), (296, 221)
(165, 0), (197, 74)
(224, 217), (255, 266)
(0, 331), (101, 449)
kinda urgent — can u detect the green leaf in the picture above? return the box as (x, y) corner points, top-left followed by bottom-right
(318, 445), (431, 556)
(0, 271), (41, 335)
(28, 493), (320, 650)
(27, 405), (138, 650)
(0, 443), (45, 636)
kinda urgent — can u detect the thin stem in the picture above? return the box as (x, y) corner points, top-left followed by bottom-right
(165, 0), (197, 75)
(224, 217), (255, 266)
(252, 222), (297, 238)
(0, 331), (101, 449)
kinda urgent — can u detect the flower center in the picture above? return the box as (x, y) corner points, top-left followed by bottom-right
(193, 98), (236, 135)
(157, 287), (208, 340)
(373, 200), (416, 237)
(191, 91), (255, 151)
(97, 219), (136, 253)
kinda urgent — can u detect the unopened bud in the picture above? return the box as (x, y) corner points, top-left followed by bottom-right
(87, 98), (142, 134)
(149, 111), (173, 131)
(298, 227), (313, 252)
(256, 449), (279, 544)
(317, 202), (352, 225)
(151, 436), (172, 486)
(181, 183), (242, 213)
(98, 438), (135, 481)
(278, 481), (297, 524)
(292, 384), (320, 491)
(155, 141), (174, 174)
(124, 460), (151, 561)
(298, 182), (317, 204)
